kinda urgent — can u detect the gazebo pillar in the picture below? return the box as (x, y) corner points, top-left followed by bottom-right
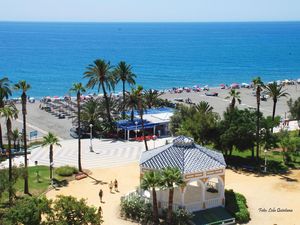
(127, 130), (130, 140)
(180, 186), (186, 207)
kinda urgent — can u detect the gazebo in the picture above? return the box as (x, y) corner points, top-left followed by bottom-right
(139, 136), (226, 212)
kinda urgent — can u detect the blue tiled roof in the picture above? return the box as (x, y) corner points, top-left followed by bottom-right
(140, 136), (226, 174)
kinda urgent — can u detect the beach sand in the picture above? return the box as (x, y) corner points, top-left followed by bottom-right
(46, 163), (300, 225)
(1, 84), (299, 143)
(161, 84), (300, 117)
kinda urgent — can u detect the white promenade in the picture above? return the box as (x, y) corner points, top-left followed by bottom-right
(28, 138), (170, 169)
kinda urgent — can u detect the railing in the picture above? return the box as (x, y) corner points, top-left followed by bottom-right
(205, 198), (222, 209)
(205, 218), (235, 225)
(184, 201), (202, 212)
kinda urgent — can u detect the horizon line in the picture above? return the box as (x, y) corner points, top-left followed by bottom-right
(1, 19), (300, 24)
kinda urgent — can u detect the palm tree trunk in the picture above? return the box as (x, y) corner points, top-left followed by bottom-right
(256, 88), (261, 165)
(7, 118), (13, 205)
(152, 188), (159, 225)
(122, 81), (126, 119)
(271, 99), (277, 133)
(101, 82), (112, 123)
(131, 108), (134, 122)
(49, 145), (53, 180)
(77, 92), (82, 172)
(231, 97), (236, 110)
(22, 92), (29, 194)
(0, 124), (3, 149)
(167, 188), (174, 224)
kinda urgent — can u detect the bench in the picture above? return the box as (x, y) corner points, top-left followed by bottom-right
(75, 173), (88, 180)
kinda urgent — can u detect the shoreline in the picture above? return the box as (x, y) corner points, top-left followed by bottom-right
(10, 78), (300, 100)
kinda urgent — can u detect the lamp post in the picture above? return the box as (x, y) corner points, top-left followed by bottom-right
(264, 150), (267, 173)
(89, 124), (94, 152)
(135, 121), (138, 139)
(152, 135), (157, 149)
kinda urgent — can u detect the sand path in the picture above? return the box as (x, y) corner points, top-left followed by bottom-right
(46, 163), (300, 225)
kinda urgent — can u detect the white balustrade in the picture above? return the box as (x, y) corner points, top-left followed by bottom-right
(205, 198), (221, 209)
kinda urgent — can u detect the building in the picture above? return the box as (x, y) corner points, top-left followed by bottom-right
(116, 107), (174, 140)
(139, 136), (226, 212)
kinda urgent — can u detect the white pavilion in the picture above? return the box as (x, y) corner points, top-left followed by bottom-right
(139, 136), (227, 212)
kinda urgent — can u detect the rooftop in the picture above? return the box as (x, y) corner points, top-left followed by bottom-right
(140, 136), (226, 174)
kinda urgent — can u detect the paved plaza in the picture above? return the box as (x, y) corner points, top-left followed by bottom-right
(28, 138), (170, 169)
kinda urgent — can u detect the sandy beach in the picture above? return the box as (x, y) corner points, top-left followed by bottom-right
(161, 84), (300, 117)
(1, 84), (298, 143)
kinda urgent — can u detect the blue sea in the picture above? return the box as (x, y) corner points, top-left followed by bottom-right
(0, 22), (300, 98)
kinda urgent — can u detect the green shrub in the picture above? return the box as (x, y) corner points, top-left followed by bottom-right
(225, 189), (250, 223)
(120, 195), (153, 224)
(55, 166), (78, 177)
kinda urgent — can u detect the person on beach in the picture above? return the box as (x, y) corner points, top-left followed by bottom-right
(99, 189), (103, 203)
(109, 181), (113, 193)
(114, 179), (118, 192)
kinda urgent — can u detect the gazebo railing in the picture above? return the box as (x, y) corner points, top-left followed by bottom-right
(205, 198), (222, 209)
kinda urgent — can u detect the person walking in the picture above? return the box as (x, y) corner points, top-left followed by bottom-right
(99, 189), (103, 203)
(114, 179), (118, 192)
(109, 181), (113, 193)
(98, 206), (102, 218)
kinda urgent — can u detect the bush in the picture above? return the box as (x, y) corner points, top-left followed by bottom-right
(225, 189), (250, 223)
(55, 166), (78, 177)
(3, 196), (51, 225)
(120, 195), (153, 224)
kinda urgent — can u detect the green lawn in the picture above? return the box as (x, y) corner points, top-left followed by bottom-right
(226, 148), (300, 174)
(1, 165), (73, 204)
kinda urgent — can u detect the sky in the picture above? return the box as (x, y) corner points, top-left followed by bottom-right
(0, 0), (299, 22)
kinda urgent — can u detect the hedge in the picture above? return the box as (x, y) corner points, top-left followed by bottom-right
(225, 189), (250, 223)
(55, 166), (78, 177)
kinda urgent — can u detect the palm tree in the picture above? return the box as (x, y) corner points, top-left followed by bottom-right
(161, 167), (184, 225)
(252, 77), (264, 163)
(225, 89), (241, 110)
(41, 132), (61, 183)
(84, 59), (115, 124)
(113, 61), (136, 119)
(0, 77), (12, 149)
(141, 171), (161, 225)
(195, 101), (213, 113)
(69, 83), (86, 172)
(124, 89), (138, 122)
(0, 103), (18, 205)
(14, 80), (31, 194)
(144, 89), (162, 109)
(11, 128), (20, 149)
(265, 82), (290, 122)
(135, 86), (148, 150)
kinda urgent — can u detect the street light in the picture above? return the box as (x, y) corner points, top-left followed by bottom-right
(135, 121), (138, 139)
(152, 135), (157, 149)
(264, 150), (267, 173)
(89, 124), (94, 152)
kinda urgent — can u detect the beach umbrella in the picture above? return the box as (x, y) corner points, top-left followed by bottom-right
(53, 96), (59, 99)
(230, 83), (240, 88)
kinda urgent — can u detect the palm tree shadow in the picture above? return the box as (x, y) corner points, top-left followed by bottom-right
(84, 173), (106, 185)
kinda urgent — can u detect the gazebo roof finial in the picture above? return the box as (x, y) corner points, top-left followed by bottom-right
(172, 136), (194, 147)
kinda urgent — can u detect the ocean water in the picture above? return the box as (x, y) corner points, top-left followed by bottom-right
(0, 22), (300, 98)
